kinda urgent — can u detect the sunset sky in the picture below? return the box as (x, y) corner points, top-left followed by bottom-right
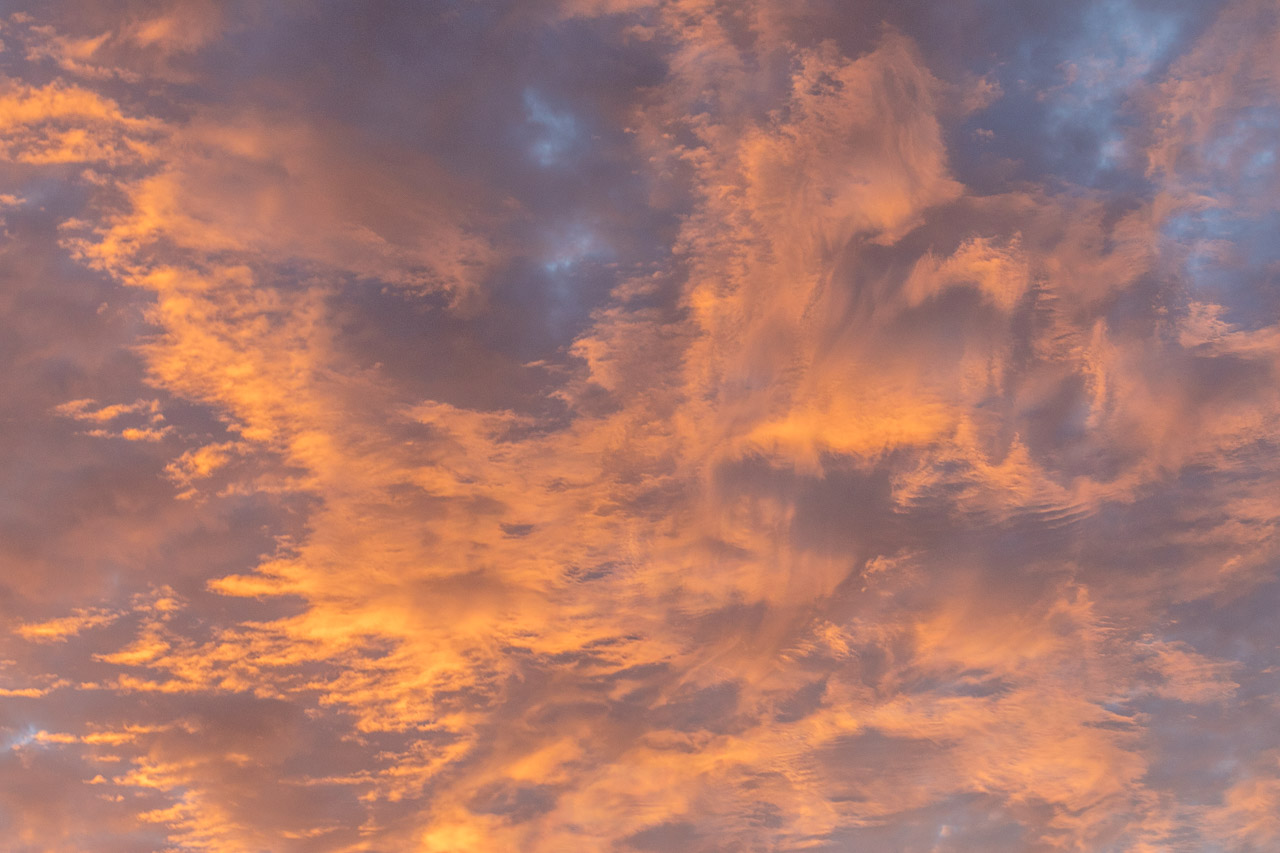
(2, 1), (1279, 851)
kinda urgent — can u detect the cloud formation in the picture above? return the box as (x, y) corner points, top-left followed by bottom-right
(2, 1), (1279, 851)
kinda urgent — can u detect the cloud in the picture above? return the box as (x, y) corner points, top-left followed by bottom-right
(14, 608), (119, 642)
(0, 1), (1278, 851)
(0, 77), (159, 163)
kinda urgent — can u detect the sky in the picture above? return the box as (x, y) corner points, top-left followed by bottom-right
(1, 1), (1279, 851)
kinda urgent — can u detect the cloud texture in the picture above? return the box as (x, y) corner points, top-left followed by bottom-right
(2, 1), (1279, 850)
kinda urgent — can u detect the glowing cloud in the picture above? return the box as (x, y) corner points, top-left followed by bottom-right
(1, 1), (1278, 851)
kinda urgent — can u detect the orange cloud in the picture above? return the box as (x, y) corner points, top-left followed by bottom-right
(2, 2), (1279, 851)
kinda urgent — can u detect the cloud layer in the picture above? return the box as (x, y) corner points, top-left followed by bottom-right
(2, 1), (1279, 851)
